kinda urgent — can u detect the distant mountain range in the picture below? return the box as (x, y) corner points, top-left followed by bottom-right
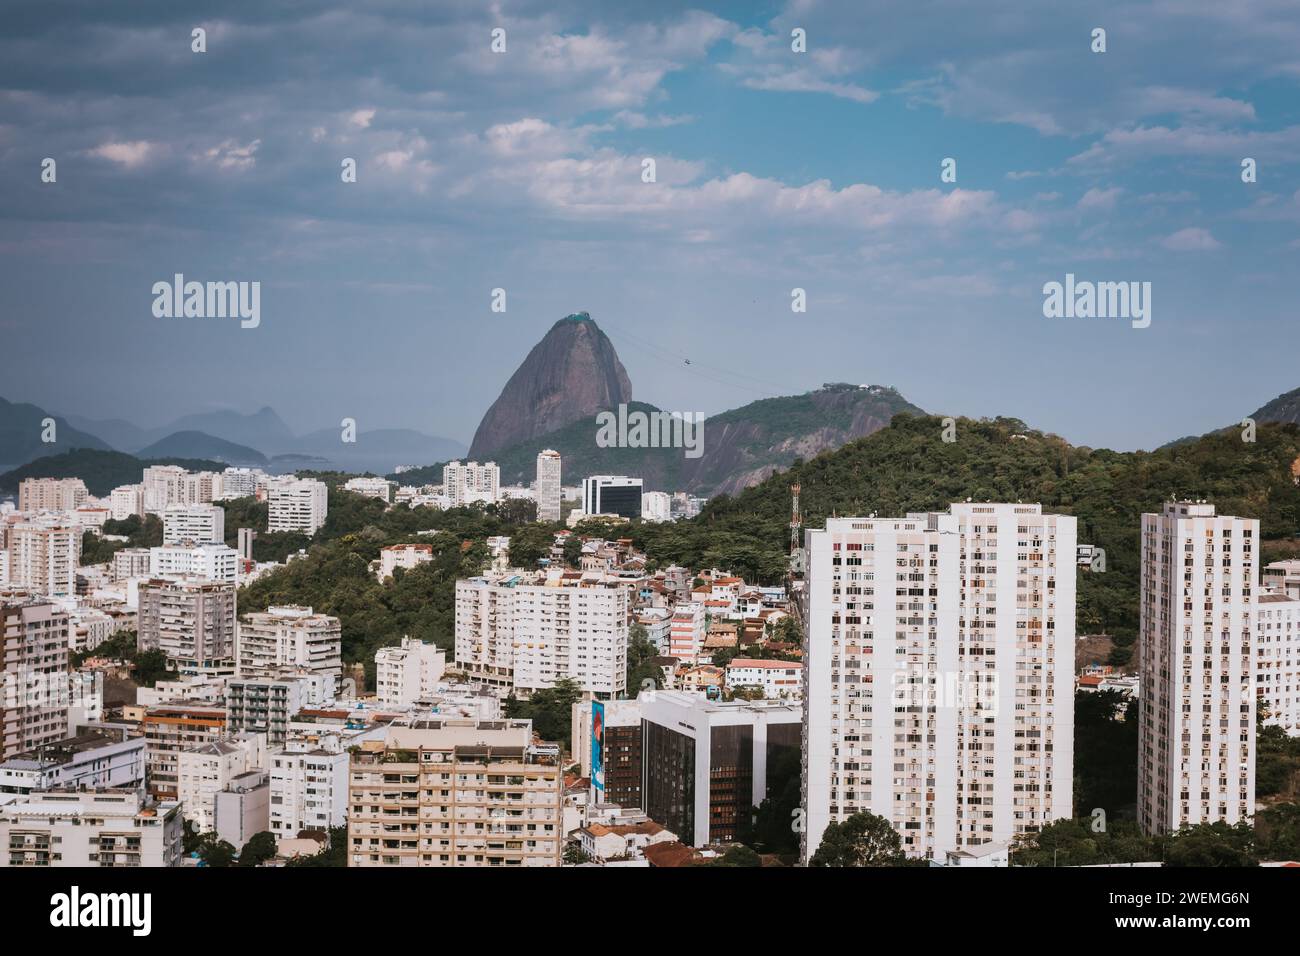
(0, 398), (467, 475)
(0, 397), (112, 471)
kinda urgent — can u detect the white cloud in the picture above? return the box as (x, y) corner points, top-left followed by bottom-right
(1077, 187), (1122, 211)
(88, 141), (156, 167)
(1161, 227), (1222, 251)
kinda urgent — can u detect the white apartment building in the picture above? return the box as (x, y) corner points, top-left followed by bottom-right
(347, 718), (563, 867)
(1138, 501), (1257, 836)
(375, 637), (447, 707)
(641, 491), (672, 523)
(142, 465), (188, 513)
(801, 503), (1077, 863)
(1, 597), (71, 760)
(343, 476), (392, 503)
(0, 790), (183, 867)
(6, 524), (79, 597)
(137, 578), (237, 675)
(669, 602), (705, 662)
(455, 572), (627, 698)
(162, 503), (225, 545)
(149, 541), (239, 583)
(111, 547), (152, 582)
(725, 659), (804, 700)
(216, 467), (263, 500)
(107, 484), (145, 521)
(535, 450), (562, 522)
(1258, 589), (1300, 735)
(268, 478), (329, 535)
(1263, 558), (1300, 600)
(374, 543), (433, 582)
(237, 605), (342, 683)
(226, 673), (331, 745)
(18, 477), (88, 513)
(269, 743), (350, 838)
(177, 732), (267, 832)
(443, 460), (500, 507)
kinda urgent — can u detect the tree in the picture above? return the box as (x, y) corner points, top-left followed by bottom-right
(503, 678), (583, 742)
(198, 836), (237, 868)
(809, 811), (906, 867)
(507, 524), (553, 568)
(132, 649), (174, 688)
(710, 844), (762, 867)
(1165, 821), (1258, 867)
(626, 623), (662, 696)
(562, 535), (584, 568)
(238, 831), (278, 867)
(285, 826), (347, 867)
(563, 842), (591, 865)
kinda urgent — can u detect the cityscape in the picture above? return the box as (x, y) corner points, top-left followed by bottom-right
(3, 0), (1298, 934)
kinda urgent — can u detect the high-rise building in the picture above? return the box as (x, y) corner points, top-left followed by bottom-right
(668, 602), (705, 662)
(142, 701), (228, 800)
(5, 524), (80, 597)
(18, 477), (88, 513)
(162, 503), (225, 546)
(455, 571), (627, 697)
(269, 741), (350, 837)
(375, 637), (447, 707)
(236, 605), (342, 685)
(137, 578), (238, 675)
(1257, 589), (1300, 736)
(110, 547), (152, 582)
(347, 718), (563, 867)
(267, 479), (329, 535)
(1138, 501), (1257, 835)
(217, 467), (263, 500)
(176, 732), (267, 832)
(0, 597), (71, 760)
(801, 503), (1077, 863)
(443, 460), (500, 507)
(535, 450), (562, 522)
(108, 484), (145, 521)
(641, 691), (802, 847)
(581, 475), (642, 519)
(142, 465), (188, 513)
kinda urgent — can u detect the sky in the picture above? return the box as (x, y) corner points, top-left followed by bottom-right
(2, 0), (1299, 451)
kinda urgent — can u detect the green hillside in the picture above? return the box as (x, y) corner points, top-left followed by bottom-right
(0, 449), (225, 496)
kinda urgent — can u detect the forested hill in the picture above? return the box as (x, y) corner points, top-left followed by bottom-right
(632, 413), (1300, 665)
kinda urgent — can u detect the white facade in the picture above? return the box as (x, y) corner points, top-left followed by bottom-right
(725, 659), (804, 700)
(0, 790), (183, 867)
(641, 491), (672, 523)
(1138, 501), (1257, 836)
(375, 543), (433, 582)
(237, 605), (342, 683)
(375, 637), (447, 707)
(108, 484), (145, 521)
(0, 728), (145, 796)
(162, 504), (225, 546)
(268, 742), (350, 837)
(1258, 589), (1300, 735)
(443, 460), (500, 507)
(1, 598), (71, 760)
(344, 476), (392, 503)
(6, 524), (79, 597)
(142, 465), (188, 513)
(176, 733), (267, 832)
(268, 479), (328, 535)
(216, 468), (263, 500)
(581, 475), (643, 520)
(535, 450), (562, 522)
(455, 573), (627, 697)
(802, 503), (1077, 863)
(150, 542), (239, 583)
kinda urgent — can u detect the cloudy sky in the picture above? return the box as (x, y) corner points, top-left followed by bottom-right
(3, 0), (1299, 450)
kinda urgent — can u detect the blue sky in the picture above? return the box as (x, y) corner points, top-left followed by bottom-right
(2, 0), (1299, 450)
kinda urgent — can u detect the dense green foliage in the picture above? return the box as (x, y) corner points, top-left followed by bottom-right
(809, 811), (909, 867)
(0, 449), (223, 495)
(79, 514), (163, 566)
(1074, 690), (1139, 817)
(237, 831), (278, 867)
(632, 414), (1300, 665)
(503, 678), (582, 743)
(1256, 723), (1300, 799)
